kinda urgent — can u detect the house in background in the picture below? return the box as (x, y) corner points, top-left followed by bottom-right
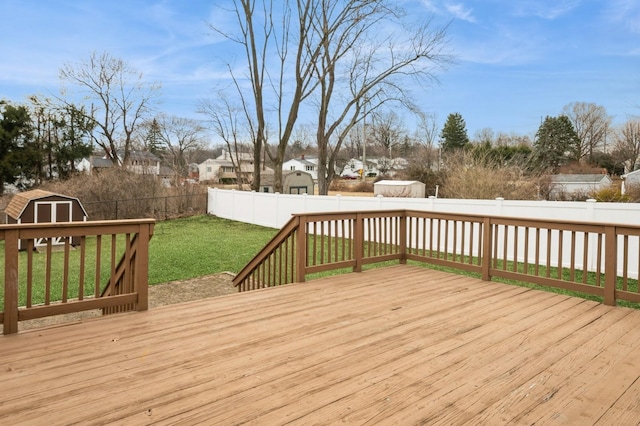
(260, 170), (315, 194)
(77, 151), (173, 186)
(198, 150), (274, 185)
(621, 169), (640, 194)
(282, 155), (318, 181)
(548, 174), (612, 200)
(79, 151), (162, 175)
(340, 157), (408, 179)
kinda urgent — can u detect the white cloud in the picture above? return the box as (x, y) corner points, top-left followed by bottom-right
(512, 1), (581, 20)
(420, 0), (440, 14)
(604, 0), (640, 33)
(445, 3), (476, 23)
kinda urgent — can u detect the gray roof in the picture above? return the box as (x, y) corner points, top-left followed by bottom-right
(550, 174), (610, 184)
(91, 157), (113, 168)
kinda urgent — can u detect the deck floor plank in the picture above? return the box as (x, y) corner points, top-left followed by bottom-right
(2, 265), (640, 425)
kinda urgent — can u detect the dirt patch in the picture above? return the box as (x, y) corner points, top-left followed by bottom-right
(148, 272), (237, 308)
(18, 272), (238, 331)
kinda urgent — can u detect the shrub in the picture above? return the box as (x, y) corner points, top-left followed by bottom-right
(328, 179), (373, 193)
(351, 181), (374, 192)
(39, 169), (205, 220)
(622, 184), (640, 202)
(440, 152), (539, 200)
(591, 187), (629, 202)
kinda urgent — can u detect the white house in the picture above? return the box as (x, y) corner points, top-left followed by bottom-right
(79, 151), (163, 176)
(549, 174), (612, 200)
(282, 156), (318, 180)
(340, 157), (408, 179)
(621, 169), (640, 194)
(198, 150), (255, 183)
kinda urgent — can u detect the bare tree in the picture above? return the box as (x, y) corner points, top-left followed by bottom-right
(211, 2), (449, 194)
(59, 52), (159, 166)
(371, 110), (405, 158)
(209, 1), (322, 192)
(310, 3), (451, 194)
(562, 102), (612, 162)
(413, 111), (439, 171)
(495, 131), (532, 147)
(612, 119), (640, 173)
(199, 94), (252, 189)
(473, 128), (495, 145)
(154, 115), (205, 183)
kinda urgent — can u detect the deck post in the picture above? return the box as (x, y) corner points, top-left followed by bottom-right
(399, 212), (407, 264)
(482, 218), (492, 281)
(135, 223), (152, 311)
(296, 216), (307, 282)
(354, 213), (364, 272)
(604, 226), (617, 306)
(4, 229), (19, 335)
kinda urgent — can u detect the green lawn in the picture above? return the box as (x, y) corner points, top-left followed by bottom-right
(2, 215), (639, 309)
(148, 215), (277, 283)
(0, 215), (278, 305)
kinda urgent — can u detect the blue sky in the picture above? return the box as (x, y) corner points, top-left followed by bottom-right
(0, 0), (638, 142)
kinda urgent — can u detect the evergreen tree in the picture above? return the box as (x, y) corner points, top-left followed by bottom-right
(0, 102), (38, 194)
(144, 118), (164, 155)
(57, 104), (94, 178)
(533, 115), (580, 172)
(440, 113), (470, 152)
(29, 97), (94, 181)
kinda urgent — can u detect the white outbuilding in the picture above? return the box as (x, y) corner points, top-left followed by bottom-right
(374, 180), (426, 198)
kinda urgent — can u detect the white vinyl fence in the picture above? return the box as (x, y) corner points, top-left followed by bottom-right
(207, 188), (640, 228)
(208, 188), (640, 278)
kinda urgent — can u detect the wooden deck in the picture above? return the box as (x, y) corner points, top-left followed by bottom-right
(2, 265), (640, 425)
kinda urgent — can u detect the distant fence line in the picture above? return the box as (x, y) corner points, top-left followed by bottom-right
(83, 193), (207, 221)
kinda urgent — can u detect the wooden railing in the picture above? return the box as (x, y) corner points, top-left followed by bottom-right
(233, 209), (640, 306)
(1, 219), (154, 334)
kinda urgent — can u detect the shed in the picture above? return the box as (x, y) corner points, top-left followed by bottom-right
(548, 174), (612, 200)
(5, 189), (88, 249)
(374, 180), (426, 198)
(260, 170), (315, 194)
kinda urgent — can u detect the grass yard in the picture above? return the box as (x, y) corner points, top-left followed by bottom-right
(2, 214), (639, 309)
(148, 215), (277, 283)
(0, 215), (278, 306)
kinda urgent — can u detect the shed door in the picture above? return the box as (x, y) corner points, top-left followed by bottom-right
(34, 201), (73, 246)
(289, 186), (308, 195)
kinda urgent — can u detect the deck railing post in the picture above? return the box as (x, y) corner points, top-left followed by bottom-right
(4, 229), (19, 335)
(354, 213), (364, 272)
(482, 217), (492, 281)
(296, 216), (307, 283)
(135, 223), (152, 311)
(399, 211), (407, 264)
(604, 226), (617, 306)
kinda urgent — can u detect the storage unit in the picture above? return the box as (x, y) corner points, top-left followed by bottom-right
(260, 170), (315, 194)
(5, 189), (88, 249)
(374, 180), (426, 198)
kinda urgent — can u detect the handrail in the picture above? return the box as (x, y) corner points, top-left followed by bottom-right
(234, 216), (301, 291)
(233, 209), (640, 307)
(1, 219), (154, 334)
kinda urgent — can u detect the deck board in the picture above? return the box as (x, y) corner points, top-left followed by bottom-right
(2, 265), (640, 425)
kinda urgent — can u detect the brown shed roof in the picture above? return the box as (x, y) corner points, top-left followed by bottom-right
(5, 190), (85, 220)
